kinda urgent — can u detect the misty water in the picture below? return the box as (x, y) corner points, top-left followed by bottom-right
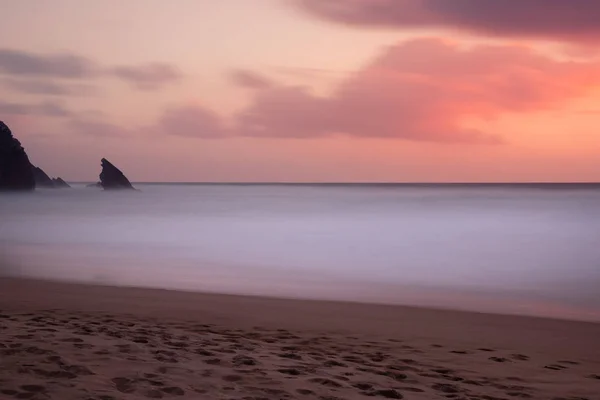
(1, 184), (599, 321)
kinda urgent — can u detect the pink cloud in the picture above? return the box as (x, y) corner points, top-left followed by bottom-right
(156, 105), (225, 138)
(233, 86), (332, 138)
(110, 63), (183, 91)
(295, 0), (600, 42)
(225, 38), (600, 143)
(230, 69), (272, 90)
(62, 38), (600, 143)
(67, 118), (131, 137)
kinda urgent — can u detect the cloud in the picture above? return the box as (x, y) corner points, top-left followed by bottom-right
(295, 0), (600, 41)
(230, 69), (272, 90)
(3, 78), (98, 96)
(0, 100), (72, 117)
(274, 67), (349, 81)
(63, 106), (224, 139)
(226, 38), (600, 142)
(233, 86), (333, 138)
(110, 63), (183, 90)
(0, 49), (95, 78)
(67, 118), (131, 137)
(0, 48), (182, 91)
(59, 37), (600, 144)
(156, 105), (225, 138)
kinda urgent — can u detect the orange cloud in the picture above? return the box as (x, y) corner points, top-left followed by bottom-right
(296, 0), (600, 42)
(226, 38), (600, 142)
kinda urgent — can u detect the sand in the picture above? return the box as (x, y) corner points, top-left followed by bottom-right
(0, 278), (599, 399)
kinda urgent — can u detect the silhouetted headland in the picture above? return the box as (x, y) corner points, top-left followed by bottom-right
(0, 121), (35, 191)
(1, 121), (72, 190)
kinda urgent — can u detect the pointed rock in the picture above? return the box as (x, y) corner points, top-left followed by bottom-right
(99, 158), (134, 190)
(0, 121), (35, 191)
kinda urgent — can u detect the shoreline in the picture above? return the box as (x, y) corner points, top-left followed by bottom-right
(1, 277), (599, 353)
(1, 277), (599, 399)
(2, 276), (600, 325)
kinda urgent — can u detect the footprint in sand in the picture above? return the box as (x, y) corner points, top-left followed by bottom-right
(432, 383), (461, 394)
(222, 374), (243, 382)
(557, 360), (579, 365)
(399, 386), (425, 393)
(20, 385), (46, 393)
(59, 337), (84, 343)
(232, 355), (258, 366)
(112, 377), (136, 394)
(143, 389), (163, 398)
(323, 359), (347, 368)
(280, 368), (308, 376)
(161, 387), (185, 396)
(489, 356), (511, 363)
(431, 368), (454, 374)
(372, 389), (403, 399)
(544, 364), (567, 371)
(506, 391), (532, 398)
(309, 378), (344, 388)
(279, 352), (302, 360)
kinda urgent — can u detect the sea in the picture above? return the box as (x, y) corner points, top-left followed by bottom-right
(1, 183), (599, 322)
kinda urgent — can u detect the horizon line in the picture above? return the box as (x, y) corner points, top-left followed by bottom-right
(68, 181), (600, 185)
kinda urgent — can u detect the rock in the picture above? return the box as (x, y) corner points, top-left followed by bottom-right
(0, 121), (35, 191)
(52, 177), (70, 188)
(32, 165), (71, 188)
(99, 158), (134, 190)
(32, 165), (55, 188)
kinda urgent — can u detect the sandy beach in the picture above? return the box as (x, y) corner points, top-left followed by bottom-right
(0, 278), (599, 400)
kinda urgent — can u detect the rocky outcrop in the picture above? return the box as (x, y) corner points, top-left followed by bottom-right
(52, 177), (71, 188)
(32, 165), (71, 188)
(99, 158), (134, 190)
(32, 166), (54, 188)
(0, 121), (35, 191)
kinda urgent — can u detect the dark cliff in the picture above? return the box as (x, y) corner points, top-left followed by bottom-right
(0, 121), (35, 191)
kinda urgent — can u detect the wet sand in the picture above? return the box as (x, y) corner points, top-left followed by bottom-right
(0, 278), (599, 399)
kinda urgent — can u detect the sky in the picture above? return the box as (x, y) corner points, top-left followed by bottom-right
(1, 0), (600, 182)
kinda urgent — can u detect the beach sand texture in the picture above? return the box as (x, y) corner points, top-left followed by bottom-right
(1, 278), (599, 399)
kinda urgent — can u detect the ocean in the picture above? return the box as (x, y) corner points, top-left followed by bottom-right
(1, 183), (599, 321)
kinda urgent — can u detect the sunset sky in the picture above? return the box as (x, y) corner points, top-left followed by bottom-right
(2, 0), (600, 182)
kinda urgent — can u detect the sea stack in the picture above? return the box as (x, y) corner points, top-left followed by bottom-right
(0, 121), (35, 191)
(99, 158), (135, 190)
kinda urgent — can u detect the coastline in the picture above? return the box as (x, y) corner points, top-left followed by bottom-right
(1, 277), (599, 399)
